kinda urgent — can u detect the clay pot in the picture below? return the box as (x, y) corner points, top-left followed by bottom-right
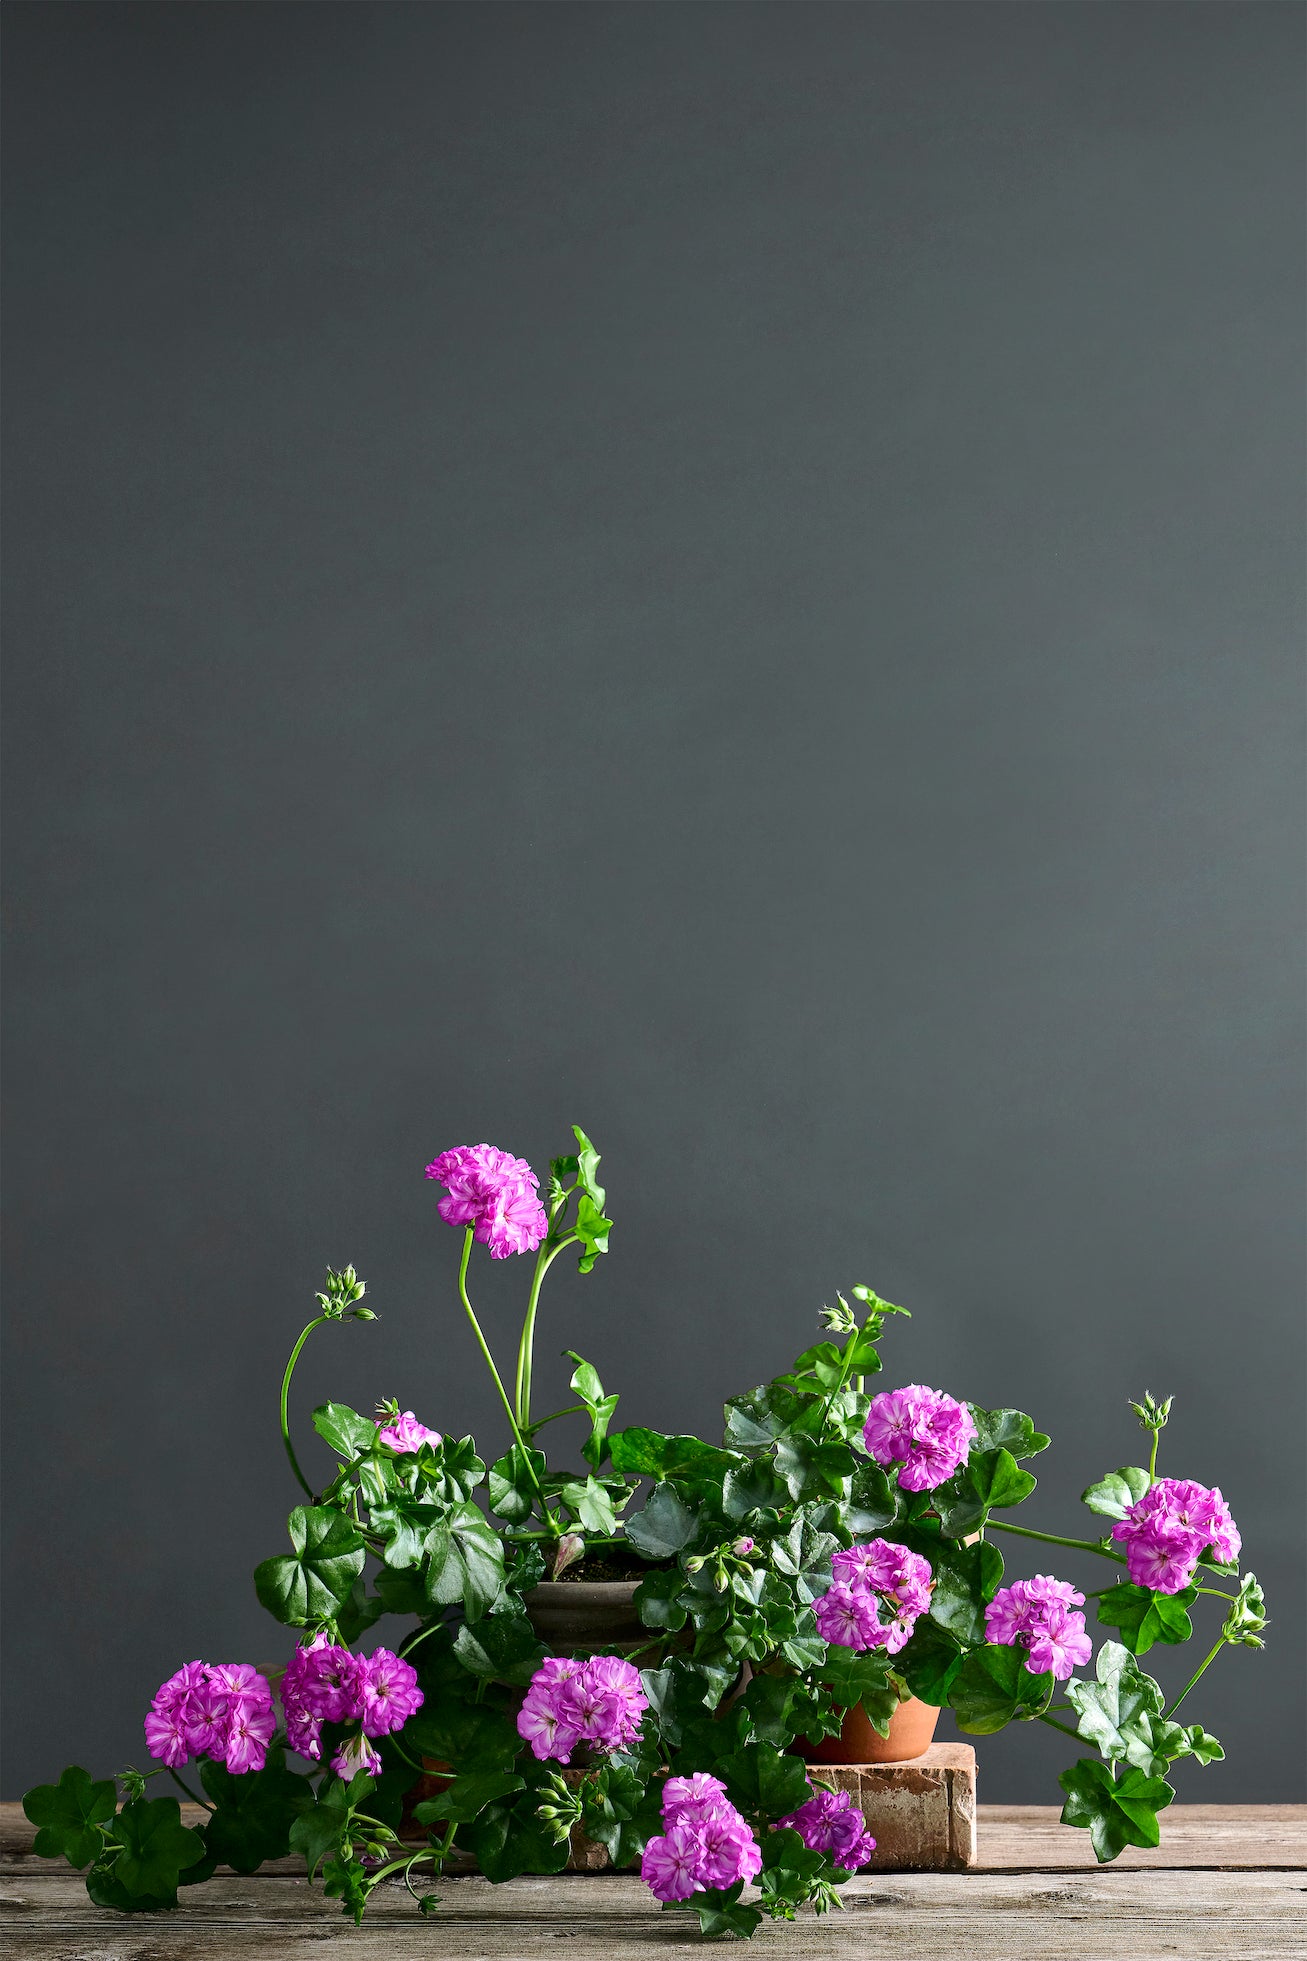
(522, 1579), (647, 1654)
(801, 1694), (940, 1765)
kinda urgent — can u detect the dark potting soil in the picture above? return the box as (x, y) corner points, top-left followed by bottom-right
(554, 1547), (665, 1583)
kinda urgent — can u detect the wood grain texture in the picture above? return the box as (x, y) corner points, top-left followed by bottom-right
(2, 1804), (1304, 1961)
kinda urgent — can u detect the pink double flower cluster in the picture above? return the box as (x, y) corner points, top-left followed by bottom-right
(813, 1538), (934, 1654)
(281, 1637), (424, 1776)
(377, 1410), (443, 1453)
(425, 1144), (549, 1260)
(777, 1785), (877, 1872)
(640, 1773), (762, 1903)
(144, 1662), (277, 1775)
(863, 1384), (977, 1492)
(516, 1654), (648, 1762)
(1112, 1478), (1241, 1595)
(984, 1575), (1093, 1680)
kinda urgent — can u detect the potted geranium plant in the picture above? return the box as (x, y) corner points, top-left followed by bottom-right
(24, 1130), (1266, 1936)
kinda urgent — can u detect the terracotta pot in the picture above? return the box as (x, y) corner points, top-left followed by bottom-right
(801, 1694), (940, 1765)
(522, 1579), (647, 1654)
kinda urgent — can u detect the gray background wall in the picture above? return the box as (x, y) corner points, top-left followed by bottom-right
(3, 1), (1303, 1803)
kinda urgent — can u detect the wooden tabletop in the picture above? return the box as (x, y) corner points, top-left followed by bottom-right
(3, 1802), (1304, 1958)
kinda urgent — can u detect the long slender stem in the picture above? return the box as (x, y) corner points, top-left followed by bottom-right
(169, 1769), (212, 1810)
(1038, 1713), (1083, 1742)
(1148, 1430), (1160, 1483)
(280, 1316), (330, 1499)
(987, 1520), (1125, 1563)
(1166, 1636), (1227, 1718)
(514, 1222), (576, 1429)
(523, 1405), (589, 1436)
(455, 1229), (558, 1534)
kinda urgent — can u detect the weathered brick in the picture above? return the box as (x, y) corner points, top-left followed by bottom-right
(811, 1742), (977, 1870)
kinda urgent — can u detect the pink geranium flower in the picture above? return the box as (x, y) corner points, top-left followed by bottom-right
(863, 1385), (977, 1491)
(377, 1410), (443, 1453)
(424, 1144), (549, 1259)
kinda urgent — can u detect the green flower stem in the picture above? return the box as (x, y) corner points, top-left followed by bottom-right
(168, 1769), (212, 1810)
(1148, 1429), (1160, 1483)
(280, 1315), (331, 1499)
(1037, 1713), (1083, 1742)
(514, 1226), (582, 1429)
(1194, 1585), (1239, 1602)
(986, 1520), (1125, 1563)
(523, 1405), (588, 1436)
(455, 1229), (558, 1534)
(1166, 1635), (1228, 1719)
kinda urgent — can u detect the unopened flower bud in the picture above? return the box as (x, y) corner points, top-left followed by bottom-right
(685, 1555), (706, 1573)
(732, 1537), (755, 1557)
(713, 1562), (729, 1592)
(552, 1534), (585, 1580)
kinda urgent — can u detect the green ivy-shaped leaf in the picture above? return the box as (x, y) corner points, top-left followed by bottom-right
(1081, 1467), (1151, 1521)
(200, 1755), (315, 1873)
(452, 1609), (546, 1686)
(949, 1645), (1053, 1733)
(773, 1434), (855, 1502)
(413, 1769), (526, 1825)
(312, 1403), (380, 1460)
(722, 1382), (816, 1450)
(1180, 1724), (1225, 1766)
(1096, 1582), (1196, 1656)
(896, 1620), (966, 1706)
(624, 1484), (698, 1559)
(1065, 1642), (1186, 1776)
(461, 1792), (570, 1882)
(926, 1538), (1004, 1645)
(289, 1772), (372, 1879)
(254, 1507), (366, 1626)
(967, 1407), (1051, 1459)
(719, 1741), (813, 1819)
(844, 1459), (903, 1535)
(574, 1192), (613, 1274)
(1058, 1758), (1175, 1862)
(23, 1766), (117, 1868)
(634, 1566), (690, 1631)
(423, 1501), (506, 1622)
(112, 1796), (206, 1901)
(817, 1645), (897, 1730)
(564, 1351), (621, 1471)
(488, 1445), (547, 1525)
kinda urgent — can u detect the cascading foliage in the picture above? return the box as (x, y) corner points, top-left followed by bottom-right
(24, 1129), (1265, 1935)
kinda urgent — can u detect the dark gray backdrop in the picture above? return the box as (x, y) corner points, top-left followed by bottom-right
(3, 1), (1303, 1803)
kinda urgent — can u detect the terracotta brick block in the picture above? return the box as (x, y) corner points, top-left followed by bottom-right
(810, 1742), (977, 1870)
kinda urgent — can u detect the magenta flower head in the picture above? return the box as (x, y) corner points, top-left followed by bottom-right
(863, 1384), (977, 1491)
(1111, 1478), (1242, 1593)
(517, 1654), (647, 1763)
(641, 1777), (762, 1902)
(424, 1144), (549, 1259)
(778, 1786), (877, 1872)
(354, 1649), (424, 1738)
(814, 1580), (883, 1650)
(144, 1660), (276, 1775)
(984, 1576), (1092, 1680)
(377, 1410), (443, 1454)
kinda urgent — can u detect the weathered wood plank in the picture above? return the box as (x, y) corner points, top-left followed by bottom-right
(0, 1870), (1303, 1959)
(976, 1802), (1307, 1871)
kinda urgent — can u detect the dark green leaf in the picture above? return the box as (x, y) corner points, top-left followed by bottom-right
(625, 1484), (698, 1559)
(254, 1506), (366, 1626)
(414, 1770), (526, 1825)
(488, 1446), (547, 1525)
(608, 1430), (739, 1483)
(23, 1766), (117, 1869)
(402, 1696), (521, 1774)
(933, 1448), (1037, 1536)
(312, 1403), (380, 1460)
(1180, 1725), (1224, 1766)
(112, 1797), (206, 1900)
(333, 1578), (386, 1646)
(571, 1125), (605, 1208)
(773, 1434), (854, 1502)
(200, 1756), (315, 1873)
(634, 1567), (689, 1631)
(559, 1476), (617, 1535)
(967, 1407), (1050, 1459)
(722, 1382), (817, 1450)
(722, 1461), (788, 1521)
(1065, 1643), (1186, 1776)
(817, 1645), (897, 1728)
(896, 1620), (965, 1706)
(1081, 1467), (1151, 1522)
(719, 1741), (813, 1819)
(844, 1459), (903, 1535)
(288, 1773), (371, 1879)
(452, 1610), (546, 1686)
(462, 1793), (570, 1882)
(424, 1501), (506, 1622)
(927, 1539), (1004, 1645)
(1058, 1758), (1174, 1862)
(950, 1645), (1054, 1733)
(1096, 1583), (1196, 1656)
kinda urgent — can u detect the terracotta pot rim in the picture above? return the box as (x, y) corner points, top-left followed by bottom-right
(523, 1579), (643, 1600)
